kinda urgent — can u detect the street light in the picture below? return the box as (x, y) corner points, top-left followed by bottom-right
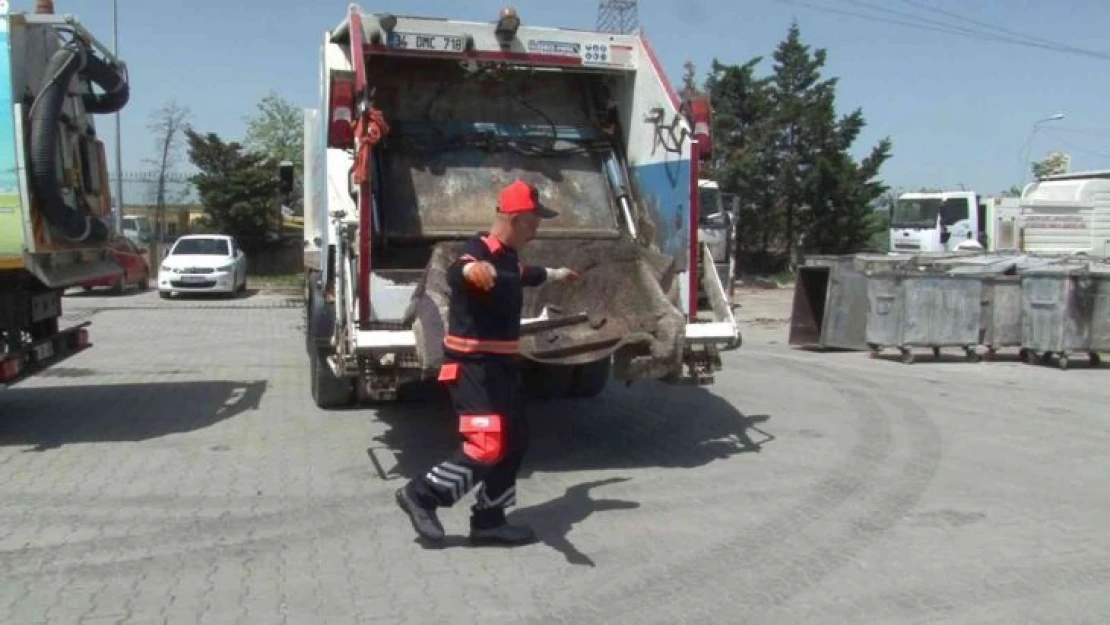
(1019, 112), (1065, 184)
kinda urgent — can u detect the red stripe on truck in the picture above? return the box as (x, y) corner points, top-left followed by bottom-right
(349, 7), (373, 325)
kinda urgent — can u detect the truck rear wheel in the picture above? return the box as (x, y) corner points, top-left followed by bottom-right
(523, 358), (611, 399)
(310, 347), (354, 409)
(306, 270), (353, 409)
(567, 358), (611, 398)
(522, 362), (574, 400)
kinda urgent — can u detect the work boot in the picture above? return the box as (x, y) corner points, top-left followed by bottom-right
(395, 487), (445, 542)
(469, 522), (537, 545)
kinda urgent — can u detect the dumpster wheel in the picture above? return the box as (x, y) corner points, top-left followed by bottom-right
(964, 346), (981, 363)
(900, 347), (914, 365)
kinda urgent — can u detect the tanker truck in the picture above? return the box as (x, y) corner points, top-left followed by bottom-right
(0, 3), (130, 386)
(301, 5), (740, 406)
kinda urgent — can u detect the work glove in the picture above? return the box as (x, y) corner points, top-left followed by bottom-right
(463, 261), (497, 291)
(547, 267), (582, 284)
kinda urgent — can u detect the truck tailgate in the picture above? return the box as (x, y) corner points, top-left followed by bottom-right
(406, 238), (686, 373)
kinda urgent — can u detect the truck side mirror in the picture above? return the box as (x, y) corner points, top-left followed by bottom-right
(278, 161), (295, 196)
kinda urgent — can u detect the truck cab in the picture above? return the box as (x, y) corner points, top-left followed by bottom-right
(120, 214), (153, 245)
(890, 191), (985, 253)
(696, 178), (737, 302)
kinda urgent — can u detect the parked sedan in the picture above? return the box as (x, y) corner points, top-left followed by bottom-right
(75, 234), (151, 293)
(158, 234), (247, 298)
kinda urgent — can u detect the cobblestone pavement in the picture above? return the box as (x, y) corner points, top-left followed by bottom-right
(0, 287), (1107, 624)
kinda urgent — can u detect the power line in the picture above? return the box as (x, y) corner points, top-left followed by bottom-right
(881, 0), (1110, 60)
(775, 0), (981, 39)
(1038, 130), (1110, 161)
(842, 0), (1110, 60)
(1043, 126), (1110, 139)
(773, 0), (1110, 62)
(897, 0), (1088, 53)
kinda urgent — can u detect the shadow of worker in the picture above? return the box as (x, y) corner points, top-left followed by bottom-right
(509, 477), (639, 567)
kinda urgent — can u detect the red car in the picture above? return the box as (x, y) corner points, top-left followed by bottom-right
(76, 235), (151, 293)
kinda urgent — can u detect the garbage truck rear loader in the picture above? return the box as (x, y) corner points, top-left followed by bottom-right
(302, 5), (740, 406)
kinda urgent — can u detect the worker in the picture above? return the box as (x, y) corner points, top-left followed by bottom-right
(396, 179), (581, 545)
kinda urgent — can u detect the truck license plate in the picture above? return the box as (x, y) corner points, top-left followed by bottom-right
(32, 342), (54, 361)
(387, 31), (465, 53)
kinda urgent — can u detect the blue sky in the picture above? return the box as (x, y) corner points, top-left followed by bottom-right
(36, 0), (1110, 197)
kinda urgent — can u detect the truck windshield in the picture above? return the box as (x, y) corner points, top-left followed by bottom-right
(122, 217), (150, 235)
(699, 187), (725, 225)
(892, 199), (943, 229)
(893, 198), (971, 229)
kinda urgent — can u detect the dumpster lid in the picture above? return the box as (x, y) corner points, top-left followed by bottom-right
(1021, 258), (1110, 275)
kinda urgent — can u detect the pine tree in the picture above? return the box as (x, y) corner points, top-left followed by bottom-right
(704, 22), (892, 269)
(186, 130), (282, 254)
(705, 58), (776, 268)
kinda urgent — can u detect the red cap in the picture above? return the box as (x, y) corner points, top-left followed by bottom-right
(497, 180), (558, 218)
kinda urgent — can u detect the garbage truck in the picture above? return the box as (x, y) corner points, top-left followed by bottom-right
(0, 2), (130, 387)
(302, 5), (741, 406)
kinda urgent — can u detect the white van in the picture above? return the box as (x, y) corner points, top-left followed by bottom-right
(1020, 171), (1110, 257)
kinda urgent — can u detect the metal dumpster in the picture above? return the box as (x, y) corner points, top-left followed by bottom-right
(979, 275), (1023, 359)
(1020, 260), (1110, 369)
(942, 255), (1056, 361)
(789, 253), (918, 351)
(1092, 271), (1110, 362)
(865, 268), (985, 364)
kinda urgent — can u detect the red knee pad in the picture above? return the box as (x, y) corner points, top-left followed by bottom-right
(460, 414), (505, 464)
(438, 363), (460, 384)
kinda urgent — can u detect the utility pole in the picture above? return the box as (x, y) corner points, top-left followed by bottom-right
(112, 0), (124, 233)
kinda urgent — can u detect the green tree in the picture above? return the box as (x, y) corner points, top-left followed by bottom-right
(704, 23), (892, 269)
(186, 129), (280, 254)
(704, 57), (776, 268)
(769, 23), (892, 258)
(243, 92), (304, 213)
(1031, 151), (1069, 180)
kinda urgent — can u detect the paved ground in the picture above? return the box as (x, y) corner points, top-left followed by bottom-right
(1, 285), (1108, 624)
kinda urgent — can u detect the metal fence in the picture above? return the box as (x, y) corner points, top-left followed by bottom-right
(108, 171), (199, 208)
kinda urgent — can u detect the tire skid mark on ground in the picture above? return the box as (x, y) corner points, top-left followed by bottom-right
(782, 555), (1110, 623)
(531, 354), (932, 624)
(648, 354), (942, 624)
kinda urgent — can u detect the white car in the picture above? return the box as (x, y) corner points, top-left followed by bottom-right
(158, 234), (247, 298)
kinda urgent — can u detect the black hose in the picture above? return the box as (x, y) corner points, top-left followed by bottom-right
(80, 51), (129, 114)
(28, 44), (128, 244)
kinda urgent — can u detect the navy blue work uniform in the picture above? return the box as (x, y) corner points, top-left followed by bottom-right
(406, 233), (548, 529)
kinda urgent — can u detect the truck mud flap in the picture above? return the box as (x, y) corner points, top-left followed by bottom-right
(405, 238), (687, 379)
